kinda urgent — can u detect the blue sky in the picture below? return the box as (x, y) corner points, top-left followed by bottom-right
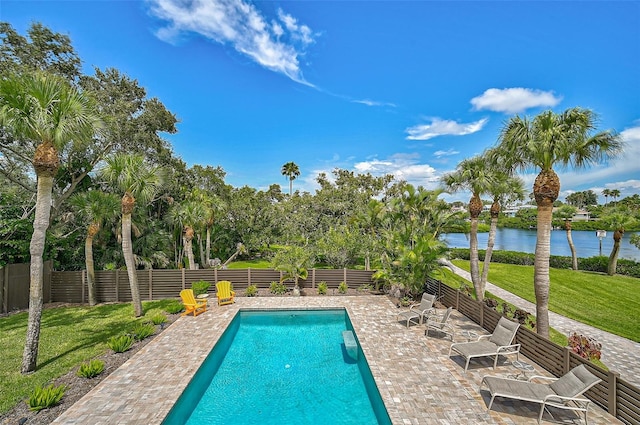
(2, 0), (639, 203)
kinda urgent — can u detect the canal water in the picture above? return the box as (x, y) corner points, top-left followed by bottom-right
(443, 228), (640, 261)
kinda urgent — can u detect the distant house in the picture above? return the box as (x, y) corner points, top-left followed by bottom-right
(572, 209), (591, 221)
(503, 204), (536, 217)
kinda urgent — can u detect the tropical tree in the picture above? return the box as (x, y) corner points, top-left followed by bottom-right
(495, 107), (623, 337)
(168, 200), (207, 270)
(602, 188), (611, 205)
(281, 161), (300, 196)
(480, 171), (526, 287)
(610, 189), (621, 204)
(556, 205), (578, 270)
(271, 245), (314, 296)
(601, 209), (637, 275)
(101, 154), (166, 317)
(0, 71), (102, 373)
(442, 155), (496, 301)
(69, 190), (120, 305)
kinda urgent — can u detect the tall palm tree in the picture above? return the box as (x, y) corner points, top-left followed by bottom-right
(281, 161), (300, 196)
(496, 107), (623, 337)
(610, 189), (621, 204)
(602, 188), (611, 206)
(0, 71), (102, 373)
(480, 172), (526, 287)
(556, 205), (578, 270)
(101, 154), (166, 317)
(603, 210), (637, 275)
(442, 155), (495, 301)
(70, 191), (120, 305)
(168, 200), (207, 270)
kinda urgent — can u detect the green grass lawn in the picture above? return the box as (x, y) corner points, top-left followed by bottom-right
(451, 260), (640, 342)
(0, 299), (180, 415)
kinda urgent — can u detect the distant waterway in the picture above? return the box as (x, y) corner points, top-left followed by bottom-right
(443, 228), (640, 262)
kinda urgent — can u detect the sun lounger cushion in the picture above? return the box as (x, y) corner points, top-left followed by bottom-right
(451, 340), (500, 358)
(483, 377), (556, 403)
(489, 319), (520, 347)
(549, 365), (600, 397)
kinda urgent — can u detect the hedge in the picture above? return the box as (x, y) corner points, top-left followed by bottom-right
(449, 248), (640, 278)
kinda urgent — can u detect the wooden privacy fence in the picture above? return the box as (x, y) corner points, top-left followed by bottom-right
(50, 268), (376, 304)
(0, 261), (52, 314)
(425, 277), (640, 425)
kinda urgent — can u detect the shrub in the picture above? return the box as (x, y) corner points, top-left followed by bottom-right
(107, 334), (134, 353)
(27, 384), (66, 411)
(130, 322), (156, 341)
(568, 332), (602, 361)
(77, 359), (105, 378)
(145, 311), (168, 326)
(338, 281), (348, 294)
(191, 280), (211, 296)
(164, 300), (184, 315)
(317, 281), (328, 295)
(269, 281), (287, 295)
(357, 283), (373, 292)
(246, 284), (258, 297)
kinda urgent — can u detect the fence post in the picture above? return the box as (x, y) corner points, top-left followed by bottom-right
(1, 265), (7, 314)
(181, 268), (185, 290)
(563, 347), (571, 374)
(81, 270), (86, 304)
(312, 268), (316, 289)
(343, 268), (347, 285)
(214, 268), (218, 284)
(115, 269), (119, 302)
(607, 370), (619, 416)
(248, 268), (251, 286)
(456, 290), (460, 310)
(149, 269), (153, 300)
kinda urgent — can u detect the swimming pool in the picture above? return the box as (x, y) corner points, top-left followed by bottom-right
(162, 309), (391, 424)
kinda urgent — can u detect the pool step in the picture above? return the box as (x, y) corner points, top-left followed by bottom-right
(342, 330), (358, 361)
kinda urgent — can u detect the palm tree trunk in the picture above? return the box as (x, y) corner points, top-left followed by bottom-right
(480, 214), (498, 289)
(185, 236), (196, 270)
(608, 229), (623, 275)
(21, 175), (54, 373)
(122, 212), (143, 317)
(534, 204), (553, 338)
(198, 234), (205, 268)
(85, 227), (97, 306)
(206, 226), (212, 266)
(469, 217), (481, 297)
(565, 221), (578, 270)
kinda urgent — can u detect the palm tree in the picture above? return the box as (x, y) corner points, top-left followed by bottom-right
(442, 155), (495, 301)
(101, 154), (166, 317)
(281, 162), (300, 196)
(480, 172), (526, 287)
(602, 210), (637, 275)
(70, 191), (120, 305)
(610, 189), (621, 204)
(496, 107), (623, 337)
(602, 188), (611, 206)
(168, 200), (207, 270)
(556, 205), (578, 270)
(0, 71), (102, 373)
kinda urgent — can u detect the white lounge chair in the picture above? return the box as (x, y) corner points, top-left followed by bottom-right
(480, 364), (602, 424)
(449, 316), (520, 372)
(424, 306), (455, 340)
(396, 293), (435, 327)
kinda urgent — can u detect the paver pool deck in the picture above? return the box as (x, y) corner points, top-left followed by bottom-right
(52, 296), (622, 424)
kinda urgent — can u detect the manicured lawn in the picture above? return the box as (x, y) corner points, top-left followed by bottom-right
(0, 299), (180, 415)
(451, 260), (640, 342)
(226, 259), (271, 268)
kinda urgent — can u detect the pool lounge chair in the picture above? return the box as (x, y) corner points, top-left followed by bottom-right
(449, 316), (520, 372)
(424, 306), (454, 340)
(216, 280), (235, 306)
(480, 364), (601, 424)
(180, 289), (207, 317)
(396, 293), (436, 327)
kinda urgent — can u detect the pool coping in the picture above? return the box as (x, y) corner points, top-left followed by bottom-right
(51, 296), (622, 424)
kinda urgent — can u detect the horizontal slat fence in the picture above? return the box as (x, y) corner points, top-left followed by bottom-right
(51, 268), (376, 304)
(426, 277), (640, 425)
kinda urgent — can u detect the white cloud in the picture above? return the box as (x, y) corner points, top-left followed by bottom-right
(405, 118), (488, 140)
(470, 88), (562, 114)
(352, 99), (397, 108)
(147, 0), (316, 85)
(433, 149), (460, 158)
(353, 153), (440, 188)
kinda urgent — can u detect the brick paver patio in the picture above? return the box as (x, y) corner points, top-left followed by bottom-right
(52, 296), (622, 424)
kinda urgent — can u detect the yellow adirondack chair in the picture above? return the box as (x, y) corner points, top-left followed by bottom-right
(216, 280), (235, 306)
(180, 289), (207, 317)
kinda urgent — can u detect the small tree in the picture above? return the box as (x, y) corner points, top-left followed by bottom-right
(271, 245), (314, 296)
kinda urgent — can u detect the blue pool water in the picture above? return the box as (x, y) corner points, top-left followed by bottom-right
(162, 309), (391, 425)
